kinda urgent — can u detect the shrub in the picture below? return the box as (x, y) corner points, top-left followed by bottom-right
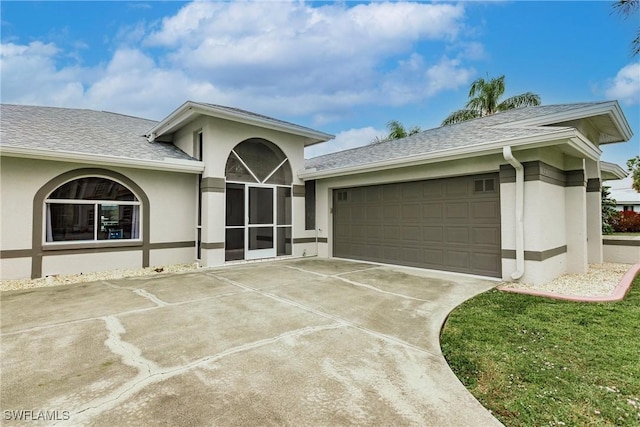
(611, 210), (640, 232)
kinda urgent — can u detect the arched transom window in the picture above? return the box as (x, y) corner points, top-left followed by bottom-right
(225, 138), (292, 184)
(45, 177), (141, 242)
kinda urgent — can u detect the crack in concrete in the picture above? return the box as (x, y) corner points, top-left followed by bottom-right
(212, 274), (440, 359)
(57, 320), (345, 425)
(1, 289), (250, 337)
(284, 265), (433, 303)
(131, 289), (169, 307)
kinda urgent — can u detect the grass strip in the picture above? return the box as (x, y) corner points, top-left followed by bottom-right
(440, 276), (640, 426)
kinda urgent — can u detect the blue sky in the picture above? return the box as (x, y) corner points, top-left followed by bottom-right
(1, 1), (638, 175)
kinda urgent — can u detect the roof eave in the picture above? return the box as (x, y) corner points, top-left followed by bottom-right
(300, 129), (600, 180)
(494, 101), (633, 144)
(601, 162), (629, 181)
(0, 146), (205, 173)
(149, 101), (335, 146)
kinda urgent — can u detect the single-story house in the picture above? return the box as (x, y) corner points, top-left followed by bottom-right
(0, 101), (633, 285)
(606, 176), (640, 213)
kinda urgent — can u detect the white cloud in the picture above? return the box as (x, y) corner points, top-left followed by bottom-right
(0, 41), (85, 106)
(305, 126), (383, 158)
(604, 62), (640, 105)
(1, 1), (479, 123)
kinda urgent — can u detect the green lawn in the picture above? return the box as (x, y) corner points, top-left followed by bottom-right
(440, 275), (640, 426)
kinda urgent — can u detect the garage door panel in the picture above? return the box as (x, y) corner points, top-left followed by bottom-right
(445, 178), (468, 197)
(402, 204), (421, 222)
(334, 173), (501, 277)
(351, 224), (367, 239)
(446, 250), (470, 268)
(402, 226), (421, 241)
(383, 205), (401, 221)
(446, 202), (469, 219)
(366, 186), (381, 202)
(383, 185), (401, 202)
(471, 252), (501, 273)
(423, 203), (443, 219)
(423, 226), (444, 243)
(383, 225), (402, 240)
(424, 248), (445, 265)
(402, 182), (422, 200)
(423, 180), (444, 198)
(471, 200), (500, 221)
(446, 227), (469, 244)
(367, 206), (382, 221)
(472, 227), (500, 246)
(401, 247), (421, 263)
(351, 205), (366, 222)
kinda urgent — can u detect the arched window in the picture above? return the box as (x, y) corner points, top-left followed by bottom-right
(225, 138), (292, 184)
(45, 177), (141, 242)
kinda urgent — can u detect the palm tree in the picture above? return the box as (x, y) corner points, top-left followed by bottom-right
(371, 120), (422, 144)
(613, 0), (640, 56)
(441, 75), (541, 126)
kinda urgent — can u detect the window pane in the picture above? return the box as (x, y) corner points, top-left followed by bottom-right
(49, 177), (136, 201)
(226, 184), (245, 226)
(225, 152), (257, 183)
(277, 227), (292, 256)
(233, 139), (287, 183)
(47, 204), (95, 241)
(249, 227), (273, 250)
(266, 161), (292, 185)
(225, 228), (245, 261)
(249, 187), (273, 225)
(277, 187), (292, 225)
(305, 180), (316, 230)
(98, 204), (137, 240)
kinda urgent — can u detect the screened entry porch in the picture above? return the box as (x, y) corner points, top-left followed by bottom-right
(224, 138), (293, 261)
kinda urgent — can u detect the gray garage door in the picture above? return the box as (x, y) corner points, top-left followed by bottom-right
(333, 173), (501, 277)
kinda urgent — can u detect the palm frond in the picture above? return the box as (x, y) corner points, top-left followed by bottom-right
(498, 92), (541, 111)
(441, 109), (481, 126)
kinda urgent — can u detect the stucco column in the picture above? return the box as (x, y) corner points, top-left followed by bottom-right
(200, 177), (226, 267)
(565, 183), (588, 273)
(585, 159), (603, 264)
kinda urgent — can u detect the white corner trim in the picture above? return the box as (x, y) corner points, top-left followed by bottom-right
(0, 146), (205, 173)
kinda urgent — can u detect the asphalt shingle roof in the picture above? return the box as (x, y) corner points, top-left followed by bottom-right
(0, 104), (194, 162)
(305, 102), (611, 173)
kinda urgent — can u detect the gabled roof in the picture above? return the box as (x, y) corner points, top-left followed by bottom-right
(303, 101), (632, 179)
(0, 104), (202, 173)
(148, 101), (334, 146)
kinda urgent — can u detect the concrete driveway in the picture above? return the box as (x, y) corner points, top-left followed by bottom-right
(1, 258), (501, 426)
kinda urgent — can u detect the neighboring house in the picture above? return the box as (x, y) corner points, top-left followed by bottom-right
(605, 174), (640, 212)
(0, 101), (633, 285)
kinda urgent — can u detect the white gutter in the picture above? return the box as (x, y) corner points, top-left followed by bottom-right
(0, 146), (205, 174)
(503, 146), (525, 280)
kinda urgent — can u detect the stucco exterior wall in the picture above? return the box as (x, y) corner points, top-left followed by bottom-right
(0, 156), (198, 279)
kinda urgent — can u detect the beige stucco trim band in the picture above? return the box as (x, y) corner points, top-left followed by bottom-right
(2, 241), (196, 260)
(502, 245), (568, 262)
(500, 161), (585, 187)
(201, 177), (226, 193)
(586, 178), (601, 192)
(292, 185), (305, 197)
(201, 242), (225, 249)
(603, 239), (640, 247)
(0, 249), (33, 259)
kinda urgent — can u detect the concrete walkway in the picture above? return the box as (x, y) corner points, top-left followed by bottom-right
(1, 258), (502, 426)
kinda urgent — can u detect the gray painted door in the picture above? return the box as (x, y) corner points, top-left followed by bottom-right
(333, 173), (501, 277)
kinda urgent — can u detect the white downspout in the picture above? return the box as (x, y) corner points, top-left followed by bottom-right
(503, 146), (525, 280)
